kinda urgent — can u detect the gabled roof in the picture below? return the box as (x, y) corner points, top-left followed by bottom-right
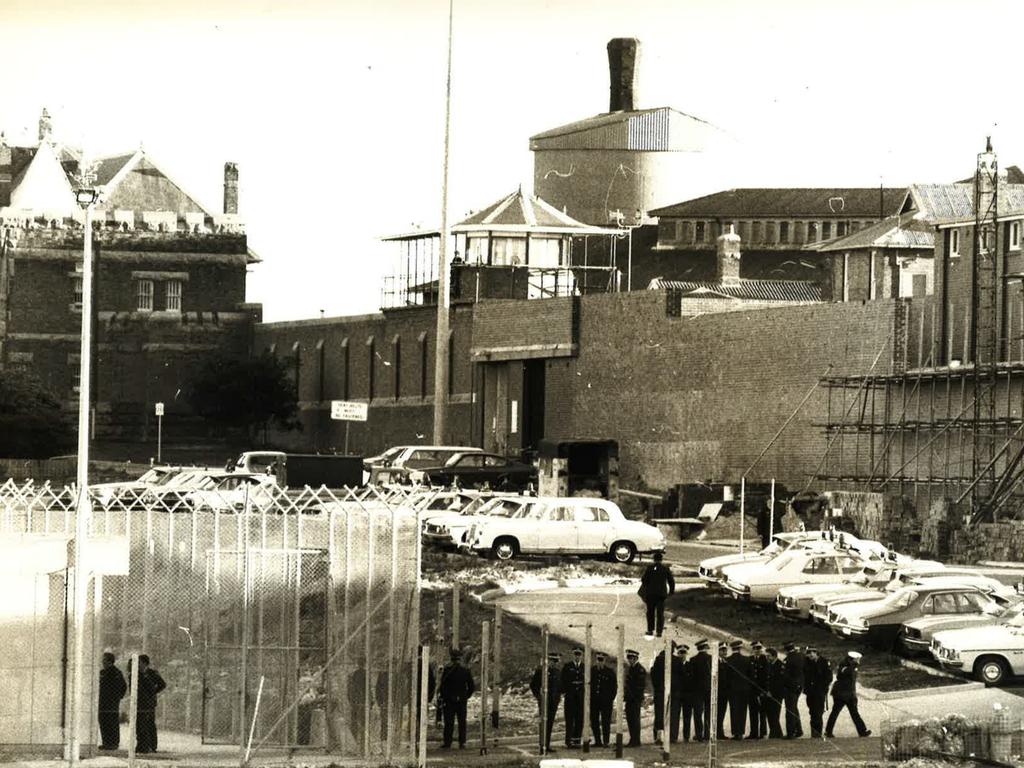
(529, 106), (723, 152)
(452, 189), (618, 235)
(649, 277), (822, 302)
(903, 183), (1024, 224)
(814, 212), (935, 253)
(7, 140), (77, 214)
(651, 187), (907, 219)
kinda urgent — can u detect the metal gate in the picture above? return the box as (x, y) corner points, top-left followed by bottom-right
(202, 547), (330, 748)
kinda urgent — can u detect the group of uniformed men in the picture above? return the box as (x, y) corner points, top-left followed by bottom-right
(530, 639), (871, 751)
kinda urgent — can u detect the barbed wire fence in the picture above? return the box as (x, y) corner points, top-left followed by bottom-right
(0, 479), (424, 765)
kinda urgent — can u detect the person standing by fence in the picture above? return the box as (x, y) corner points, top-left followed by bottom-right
(590, 652), (615, 747)
(782, 642), (805, 739)
(765, 647), (785, 739)
(748, 641), (769, 739)
(531, 652), (562, 753)
(97, 652), (126, 750)
(131, 654), (166, 754)
(639, 552), (675, 639)
(439, 649), (475, 749)
(624, 649), (647, 748)
(560, 647), (586, 748)
(804, 647), (832, 738)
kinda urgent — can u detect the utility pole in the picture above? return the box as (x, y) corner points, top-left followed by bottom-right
(431, 0), (455, 443)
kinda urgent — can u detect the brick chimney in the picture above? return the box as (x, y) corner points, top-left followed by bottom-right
(716, 225), (741, 284)
(223, 162), (238, 214)
(38, 108), (53, 144)
(607, 38), (640, 113)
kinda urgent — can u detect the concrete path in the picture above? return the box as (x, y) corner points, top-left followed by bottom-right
(488, 584), (1024, 738)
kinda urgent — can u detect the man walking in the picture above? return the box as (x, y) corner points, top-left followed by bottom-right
(765, 647), (786, 739)
(728, 640), (751, 740)
(782, 642), (805, 739)
(439, 649), (475, 749)
(804, 647), (833, 738)
(825, 651), (871, 738)
(98, 652), (127, 750)
(748, 641), (769, 739)
(531, 651), (562, 753)
(639, 552), (675, 638)
(132, 655), (166, 754)
(560, 647), (586, 747)
(590, 652), (616, 747)
(624, 649), (647, 747)
(691, 639), (712, 741)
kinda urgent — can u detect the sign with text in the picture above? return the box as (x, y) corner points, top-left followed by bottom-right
(154, 402), (164, 417)
(330, 400), (368, 422)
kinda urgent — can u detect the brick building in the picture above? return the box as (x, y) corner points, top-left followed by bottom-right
(0, 111), (260, 445)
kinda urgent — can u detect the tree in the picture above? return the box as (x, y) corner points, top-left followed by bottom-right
(0, 370), (74, 458)
(185, 352), (301, 442)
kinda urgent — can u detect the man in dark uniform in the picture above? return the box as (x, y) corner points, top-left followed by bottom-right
(650, 645), (668, 743)
(439, 649), (475, 749)
(624, 649), (647, 747)
(747, 641), (769, 739)
(560, 647), (586, 747)
(639, 552), (675, 638)
(590, 652), (616, 747)
(765, 648), (786, 738)
(804, 647), (833, 738)
(669, 644), (688, 743)
(824, 651), (871, 738)
(530, 651), (562, 753)
(131, 655), (166, 754)
(728, 640), (751, 740)
(691, 639), (712, 741)
(98, 652), (127, 750)
(716, 642), (733, 738)
(782, 641), (805, 739)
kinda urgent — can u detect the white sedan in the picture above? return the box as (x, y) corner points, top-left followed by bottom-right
(931, 613), (1024, 685)
(186, 473), (281, 512)
(722, 545), (874, 604)
(697, 531), (844, 586)
(422, 496), (531, 547)
(468, 497), (665, 563)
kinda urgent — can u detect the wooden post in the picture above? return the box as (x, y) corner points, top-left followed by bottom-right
(451, 583), (461, 651)
(615, 624), (625, 758)
(709, 642), (719, 768)
(385, 511), (399, 762)
(739, 477), (746, 554)
(128, 652), (139, 768)
(662, 633), (672, 762)
(540, 625), (549, 755)
(493, 605), (502, 744)
(418, 645), (430, 768)
(479, 621), (489, 755)
(363, 511), (374, 758)
(769, 479), (776, 541)
(582, 623), (592, 753)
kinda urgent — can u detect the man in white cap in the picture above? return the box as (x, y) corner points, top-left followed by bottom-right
(824, 651), (871, 738)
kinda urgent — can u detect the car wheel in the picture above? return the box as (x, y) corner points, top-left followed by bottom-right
(975, 655), (1010, 686)
(610, 541), (636, 564)
(492, 537), (519, 562)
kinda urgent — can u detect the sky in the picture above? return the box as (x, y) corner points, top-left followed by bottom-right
(4, 0), (1024, 321)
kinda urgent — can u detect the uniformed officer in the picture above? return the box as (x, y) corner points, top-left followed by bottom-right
(716, 642), (733, 738)
(728, 639), (751, 740)
(670, 643), (688, 742)
(782, 641), (805, 739)
(560, 647), (586, 747)
(590, 652), (616, 747)
(530, 651), (562, 753)
(691, 639), (712, 741)
(803, 647), (833, 738)
(765, 647), (785, 738)
(439, 649), (476, 749)
(624, 649), (647, 748)
(651, 645), (668, 743)
(825, 651), (871, 738)
(748, 641), (770, 739)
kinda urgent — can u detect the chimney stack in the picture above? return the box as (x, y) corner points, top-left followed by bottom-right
(716, 225), (742, 284)
(38, 108), (53, 144)
(223, 162), (239, 215)
(607, 38), (639, 113)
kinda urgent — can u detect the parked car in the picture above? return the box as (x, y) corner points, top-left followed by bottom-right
(186, 473), (281, 513)
(407, 451), (537, 491)
(139, 468), (233, 510)
(900, 598), (1024, 656)
(368, 446), (483, 485)
(828, 578), (1015, 648)
(697, 531), (842, 587)
(467, 497), (665, 563)
(931, 613), (1024, 685)
(92, 465), (186, 505)
(721, 545), (873, 604)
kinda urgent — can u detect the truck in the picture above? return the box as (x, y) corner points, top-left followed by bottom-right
(234, 451), (363, 489)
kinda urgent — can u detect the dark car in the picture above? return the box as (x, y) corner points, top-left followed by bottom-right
(411, 451), (536, 491)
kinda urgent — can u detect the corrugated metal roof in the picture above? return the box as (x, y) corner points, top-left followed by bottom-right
(451, 189), (619, 235)
(815, 212), (935, 252)
(650, 277), (822, 302)
(909, 183), (1024, 224)
(650, 187), (907, 218)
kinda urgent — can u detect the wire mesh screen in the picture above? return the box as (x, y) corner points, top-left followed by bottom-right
(0, 480), (422, 762)
(880, 711), (1024, 762)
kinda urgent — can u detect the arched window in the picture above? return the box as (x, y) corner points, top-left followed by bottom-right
(366, 336), (376, 401)
(418, 332), (428, 399)
(392, 334), (401, 400)
(315, 339), (325, 402)
(341, 338), (350, 400)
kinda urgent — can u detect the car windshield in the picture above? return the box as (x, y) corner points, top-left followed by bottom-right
(479, 499), (525, 517)
(881, 588), (918, 610)
(998, 602), (1024, 619)
(770, 553), (799, 571)
(459, 497), (491, 515)
(137, 468), (162, 483)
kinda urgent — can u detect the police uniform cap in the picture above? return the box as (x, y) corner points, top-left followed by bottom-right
(751, 641), (764, 650)
(783, 641), (796, 652)
(767, 647), (779, 657)
(674, 644), (689, 654)
(572, 646), (584, 654)
(547, 652), (561, 661)
(848, 651), (863, 660)
(729, 640), (744, 650)
(594, 652), (607, 660)
(806, 646), (818, 654)
(625, 649), (640, 658)
(695, 639), (709, 651)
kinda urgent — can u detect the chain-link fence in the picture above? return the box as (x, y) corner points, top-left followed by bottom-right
(0, 479), (423, 764)
(881, 710), (1024, 763)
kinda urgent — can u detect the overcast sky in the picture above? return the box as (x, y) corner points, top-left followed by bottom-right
(4, 0), (1024, 321)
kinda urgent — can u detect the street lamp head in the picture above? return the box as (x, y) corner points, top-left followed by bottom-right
(75, 187), (100, 208)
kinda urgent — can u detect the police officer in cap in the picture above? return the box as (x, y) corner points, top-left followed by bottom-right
(651, 643), (669, 743)
(560, 647), (586, 747)
(782, 641), (805, 739)
(748, 641), (769, 739)
(590, 652), (616, 747)
(765, 647), (786, 738)
(825, 651), (871, 738)
(804, 646), (833, 738)
(439, 648), (476, 749)
(530, 651), (563, 752)
(690, 639), (712, 741)
(671, 643), (690, 742)
(716, 642), (733, 738)
(728, 639), (752, 740)
(624, 649), (647, 747)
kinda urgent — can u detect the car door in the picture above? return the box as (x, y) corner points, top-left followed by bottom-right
(576, 504), (611, 552)
(448, 454), (485, 485)
(542, 505), (579, 552)
(481, 455), (511, 486)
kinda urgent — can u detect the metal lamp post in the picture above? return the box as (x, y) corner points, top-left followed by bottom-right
(68, 181), (100, 767)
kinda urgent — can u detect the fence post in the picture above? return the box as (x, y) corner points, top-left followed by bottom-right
(582, 622), (591, 753)
(385, 510), (399, 762)
(452, 583), (461, 651)
(615, 623), (625, 758)
(492, 605), (502, 742)
(238, 489), (250, 758)
(480, 621), (489, 755)
(662, 633), (672, 762)
(540, 625), (549, 755)
(363, 509), (374, 758)
(709, 641), (719, 768)
(769, 479), (776, 541)
(739, 477), (746, 555)
(128, 652), (139, 768)
(418, 645), (430, 768)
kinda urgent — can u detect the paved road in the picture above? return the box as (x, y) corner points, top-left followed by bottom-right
(664, 539), (740, 568)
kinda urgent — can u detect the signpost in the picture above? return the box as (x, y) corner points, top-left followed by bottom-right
(330, 400), (368, 454)
(154, 402), (164, 463)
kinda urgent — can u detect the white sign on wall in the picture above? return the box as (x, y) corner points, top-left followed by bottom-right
(330, 400), (368, 422)
(154, 402), (164, 417)
(510, 399), (518, 434)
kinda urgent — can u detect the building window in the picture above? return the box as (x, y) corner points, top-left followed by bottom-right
(367, 337), (376, 400)
(1011, 222), (1020, 251)
(392, 335), (401, 400)
(657, 220), (677, 243)
(73, 276), (83, 307)
(950, 228), (960, 257)
(822, 221), (833, 240)
(695, 221), (706, 242)
(836, 221), (847, 237)
(779, 222), (790, 244)
(341, 338), (350, 400)
(419, 333), (428, 399)
(137, 279), (154, 311)
(807, 222), (819, 243)
(166, 279), (182, 312)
